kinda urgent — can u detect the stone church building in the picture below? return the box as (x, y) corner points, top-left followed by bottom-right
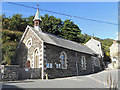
(15, 8), (100, 80)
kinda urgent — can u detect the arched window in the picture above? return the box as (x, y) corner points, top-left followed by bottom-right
(26, 38), (32, 49)
(34, 48), (40, 68)
(60, 51), (67, 69)
(81, 56), (86, 70)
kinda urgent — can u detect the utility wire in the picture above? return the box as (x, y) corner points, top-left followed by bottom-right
(0, 10), (35, 15)
(5, 1), (118, 26)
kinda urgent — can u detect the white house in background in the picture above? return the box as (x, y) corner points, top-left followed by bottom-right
(85, 37), (104, 58)
(85, 38), (104, 70)
(109, 40), (120, 69)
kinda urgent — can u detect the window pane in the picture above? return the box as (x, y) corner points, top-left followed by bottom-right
(59, 64), (61, 68)
(46, 63), (49, 68)
(50, 63), (52, 68)
(56, 64), (58, 68)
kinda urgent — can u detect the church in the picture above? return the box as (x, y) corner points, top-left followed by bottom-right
(15, 7), (101, 80)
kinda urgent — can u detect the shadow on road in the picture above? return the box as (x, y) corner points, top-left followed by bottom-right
(6, 80), (34, 83)
(2, 84), (24, 90)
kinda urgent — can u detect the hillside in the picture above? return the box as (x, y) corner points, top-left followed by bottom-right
(1, 29), (23, 65)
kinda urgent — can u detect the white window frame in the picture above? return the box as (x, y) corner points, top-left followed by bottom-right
(26, 38), (32, 49)
(46, 63), (50, 68)
(58, 64), (61, 68)
(55, 63), (61, 69)
(33, 47), (40, 68)
(46, 63), (52, 68)
(50, 63), (52, 68)
(81, 56), (86, 70)
(60, 51), (67, 69)
(56, 63), (59, 68)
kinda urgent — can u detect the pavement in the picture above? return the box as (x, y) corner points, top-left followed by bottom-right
(1, 69), (119, 89)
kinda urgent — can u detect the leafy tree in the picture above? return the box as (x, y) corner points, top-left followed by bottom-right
(26, 15), (34, 27)
(2, 14), (27, 32)
(9, 14), (27, 31)
(1, 29), (23, 65)
(41, 14), (63, 36)
(2, 44), (16, 65)
(2, 14), (10, 30)
(61, 19), (81, 42)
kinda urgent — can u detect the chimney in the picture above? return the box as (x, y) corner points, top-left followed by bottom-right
(33, 4), (42, 32)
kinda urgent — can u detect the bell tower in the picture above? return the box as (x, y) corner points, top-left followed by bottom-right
(33, 4), (42, 31)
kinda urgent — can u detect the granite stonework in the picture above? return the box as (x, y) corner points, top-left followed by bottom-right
(1, 65), (19, 81)
(1, 65), (41, 81)
(16, 28), (43, 68)
(44, 43), (100, 79)
(18, 68), (41, 80)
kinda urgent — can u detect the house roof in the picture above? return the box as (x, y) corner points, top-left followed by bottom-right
(28, 26), (97, 55)
(85, 38), (103, 57)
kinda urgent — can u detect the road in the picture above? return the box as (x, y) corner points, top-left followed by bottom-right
(1, 69), (119, 89)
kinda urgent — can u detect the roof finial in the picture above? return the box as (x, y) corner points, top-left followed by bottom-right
(33, 4), (41, 21)
(37, 4), (39, 9)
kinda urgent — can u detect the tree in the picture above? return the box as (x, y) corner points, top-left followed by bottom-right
(41, 14), (63, 36)
(2, 14), (10, 30)
(2, 14), (27, 32)
(61, 19), (81, 42)
(26, 15), (34, 27)
(9, 14), (27, 31)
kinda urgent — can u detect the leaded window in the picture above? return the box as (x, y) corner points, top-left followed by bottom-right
(60, 51), (67, 69)
(34, 48), (40, 68)
(81, 56), (86, 70)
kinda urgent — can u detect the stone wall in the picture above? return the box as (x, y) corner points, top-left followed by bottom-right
(16, 28), (43, 69)
(1, 65), (41, 81)
(18, 68), (41, 80)
(1, 65), (19, 81)
(44, 43), (99, 79)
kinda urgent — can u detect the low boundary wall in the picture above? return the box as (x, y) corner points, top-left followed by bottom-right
(1, 65), (41, 81)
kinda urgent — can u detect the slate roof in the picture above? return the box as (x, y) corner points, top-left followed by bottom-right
(29, 26), (97, 55)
